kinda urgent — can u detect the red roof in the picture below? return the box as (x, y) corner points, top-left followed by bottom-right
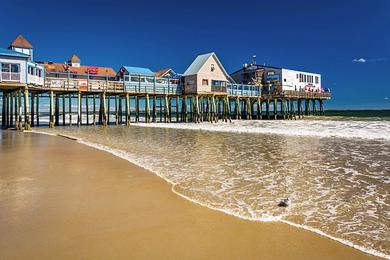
(44, 63), (116, 77)
(9, 35), (33, 49)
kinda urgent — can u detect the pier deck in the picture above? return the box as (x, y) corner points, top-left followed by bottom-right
(1, 78), (331, 130)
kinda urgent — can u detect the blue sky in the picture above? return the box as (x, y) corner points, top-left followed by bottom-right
(1, 0), (389, 109)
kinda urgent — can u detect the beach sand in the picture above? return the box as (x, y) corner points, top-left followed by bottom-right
(0, 131), (380, 259)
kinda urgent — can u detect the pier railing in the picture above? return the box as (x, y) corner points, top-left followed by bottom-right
(42, 77), (182, 94)
(43, 77), (123, 91)
(278, 90), (331, 99)
(227, 84), (261, 97)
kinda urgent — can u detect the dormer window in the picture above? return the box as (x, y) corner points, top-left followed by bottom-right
(211, 64), (215, 72)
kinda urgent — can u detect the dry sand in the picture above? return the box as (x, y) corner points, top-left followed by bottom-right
(0, 131), (380, 259)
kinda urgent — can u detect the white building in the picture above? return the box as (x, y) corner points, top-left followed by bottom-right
(231, 64), (322, 93)
(0, 35), (44, 86)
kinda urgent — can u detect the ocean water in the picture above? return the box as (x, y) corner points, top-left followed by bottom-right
(35, 117), (390, 258)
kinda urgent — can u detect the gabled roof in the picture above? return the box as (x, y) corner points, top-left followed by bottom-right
(155, 68), (176, 77)
(9, 35), (33, 49)
(0, 47), (29, 58)
(183, 52), (233, 81)
(44, 63), (116, 77)
(68, 54), (81, 63)
(121, 66), (154, 76)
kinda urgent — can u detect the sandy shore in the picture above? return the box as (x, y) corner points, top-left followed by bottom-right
(0, 131), (380, 259)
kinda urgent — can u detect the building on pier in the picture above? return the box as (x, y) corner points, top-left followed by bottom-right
(230, 63), (323, 94)
(182, 52), (233, 94)
(0, 35), (44, 87)
(182, 52), (261, 97)
(42, 54), (116, 90)
(116, 66), (181, 94)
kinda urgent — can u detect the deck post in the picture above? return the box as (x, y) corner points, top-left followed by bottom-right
(68, 93), (72, 126)
(235, 97), (240, 119)
(30, 93), (34, 127)
(285, 100), (289, 119)
(312, 99), (316, 115)
(77, 91), (81, 127)
(257, 98), (262, 120)
(199, 96), (203, 122)
(9, 92), (14, 127)
(14, 92), (18, 127)
(55, 93), (59, 126)
(36, 94), (39, 126)
(102, 92), (107, 126)
(297, 99), (301, 119)
(4, 93), (9, 128)
(62, 94), (65, 125)
(291, 99), (296, 120)
(272, 99), (276, 120)
(189, 96), (193, 122)
(146, 94), (150, 123)
(93, 94), (96, 125)
(195, 95), (200, 123)
(135, 96), (139, 123)
(164, 95), (170, 123)
(226, 96), (232, 122)
(115, 95), (118, 125)
(211, 95), (215, 122)
(119, 96), (123, 124)
(126, 93), (130, 125)
(1, 92), (5, 128)
(320, 99), (324, 115)
(266, 99), (270, 119)
(86, 95), (89, 125)
(152, 95), (157, 123)
(175, 96), (179, 122)
(107, 95), (111, 125)
(305, 99), (309, 116)
(17, 90), (23, 130)
(247, 98), (252, 120)
(182, 96), (187, 122)
(49, 90), (54, 128)
(98, 94), (102, 125)
(24, 89), (30, 130)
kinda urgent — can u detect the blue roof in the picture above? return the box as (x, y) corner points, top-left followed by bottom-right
(0, 47), (29, 58)
(122, 66), (154, 76)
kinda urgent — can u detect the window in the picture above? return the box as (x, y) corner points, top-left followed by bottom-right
(284, 78), (286, 82)
(131, 76), (140, 82)
(211, 80), (220, 86)
(11, 64), (20, 73)
(304, 74), (307, 82)
(2, 64), (10, 72)
(315, 76), (319, 84)
(2, 63), (20, 73)
(37, 69), (42, 77)
(202, 79), (208, 86)
(146, 77), (154, 83)
(211, 64), (215, 72)
(296, 74), (299, 79)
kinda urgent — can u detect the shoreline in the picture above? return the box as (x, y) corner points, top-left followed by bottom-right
(31, 129), (389, 259)
(0, 130), (384, 259)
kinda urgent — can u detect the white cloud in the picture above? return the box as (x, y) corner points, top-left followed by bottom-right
(352, 57), (387, 63)
(352, 58), (366, 63)
(385, 97), (389, 100)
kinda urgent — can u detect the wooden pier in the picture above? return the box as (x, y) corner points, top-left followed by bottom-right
(0, 80), (331, 130)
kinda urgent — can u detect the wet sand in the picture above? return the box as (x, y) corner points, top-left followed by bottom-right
(0, 131), (380, 259)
